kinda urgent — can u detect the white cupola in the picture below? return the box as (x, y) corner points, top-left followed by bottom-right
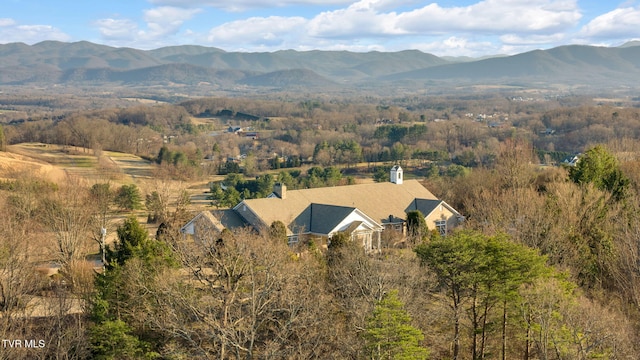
(390, 165), (403, 184)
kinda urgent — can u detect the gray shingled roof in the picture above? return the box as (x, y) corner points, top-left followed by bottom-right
(409, 198), (442, 217)
(308, 203), (356, 235)
(181, 209), (247, 235)
(212, 209), (246, 229)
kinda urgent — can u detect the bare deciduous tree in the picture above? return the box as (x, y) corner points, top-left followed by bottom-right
(39, 177), (94, 287)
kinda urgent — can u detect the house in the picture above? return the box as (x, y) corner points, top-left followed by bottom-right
(180, 208), (245, 246)
(181, 166), (463, 251)
(243, 132), (259, 139)
(563, 154), (580, 166)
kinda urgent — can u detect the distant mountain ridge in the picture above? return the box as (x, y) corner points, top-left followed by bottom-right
(1, 40), (640, 89)
(383, 45), (640, 85)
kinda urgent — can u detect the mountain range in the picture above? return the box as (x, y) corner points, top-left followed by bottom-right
(1, 40), (639, 90)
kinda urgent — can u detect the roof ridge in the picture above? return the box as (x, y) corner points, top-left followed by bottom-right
(310, 202), (356, 210)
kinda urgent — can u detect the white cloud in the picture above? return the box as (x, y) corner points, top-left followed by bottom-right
(0, 0), (611, 56)
(307, 0), (408, 38)
(499, 33), (566, 46)
(143, 6), (202, 37)
(411, 37), (498, 57)
(0, 18), (17, 27)
(94, 18), (139, 40)
(149, 0), (351, 12)
(396, 0), (581, 35)
(0, 22), (70, 44)
(199, 0), (580, 54)
(94, 6), (201, 47)
(579, 7), (640, 39)
(304, 0), (581, 40)
(208, 16), (307, 48)
(75, 0), (589, 55)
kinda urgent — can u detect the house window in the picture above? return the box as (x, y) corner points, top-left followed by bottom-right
(435, 220), (447, 236)
(287, 235), (299, 246)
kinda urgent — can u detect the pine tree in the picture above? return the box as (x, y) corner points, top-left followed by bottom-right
(114, 184), (142, 211)
(415, 230), (547, 360)
(89, 216), (174, 359)
(406, 210), (428, 242)
(363, 290), (429, 360)
(568, 145), (629, 201)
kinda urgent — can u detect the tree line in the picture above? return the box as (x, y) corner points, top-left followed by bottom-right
(3, 94), (640, 358)
(1, 141), (640, 358)
(6, 95), (640, 184)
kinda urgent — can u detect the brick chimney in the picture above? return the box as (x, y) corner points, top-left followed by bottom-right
(273, 183), (287, 199)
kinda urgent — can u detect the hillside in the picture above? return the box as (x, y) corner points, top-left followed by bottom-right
(1, 143), (155, 184)
(0, 147), (67, 182)
(62, 64), (255, 85)
(239, 68), (337, 88)
(383, 45), (640, 86)
(1, 41), (640, 89)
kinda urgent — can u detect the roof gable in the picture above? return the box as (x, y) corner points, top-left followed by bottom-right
(180, 211), (223, 234)
(292, 203), (382, 236)
(409, 198), (442, 217)
(408, 198), (462, 218)
(309, 204), (357, 235)
(181, 209), (247, 235)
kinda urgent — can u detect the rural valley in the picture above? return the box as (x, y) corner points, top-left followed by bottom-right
(2, 41), (640, 359)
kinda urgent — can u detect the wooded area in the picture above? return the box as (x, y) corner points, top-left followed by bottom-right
(1, 92), (640, 359)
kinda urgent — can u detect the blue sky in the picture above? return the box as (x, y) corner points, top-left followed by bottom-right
(1, 0), (639, 57)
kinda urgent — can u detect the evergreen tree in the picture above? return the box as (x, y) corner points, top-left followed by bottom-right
(406, 210), (428, 242)
(220, 187), (241, 208)
(156, 146), (171, 164)
(328, 231), (350, 250)
(108, 216), (151, 266)
(208, 182), (225, 207)
(323, 166), (342, 186)
(568, 145), (629, 201)
(269, 220), (288, 244)
(256, 173), (275, 197)
(89, 319), (148, 360)
(114, 184), (142, 211)
(415, 230), (547, 360)
(363, 290), (429, 360)
(373, 167), (390, 183)
(277, 170), (296, 188)
(90, 216), (174, 359)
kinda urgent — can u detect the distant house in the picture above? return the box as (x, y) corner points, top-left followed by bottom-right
(243, 132), (259, 139)
(181, 166), (463, 251)
(563, 154), (580, 166)
(180, 209), (245, 246)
